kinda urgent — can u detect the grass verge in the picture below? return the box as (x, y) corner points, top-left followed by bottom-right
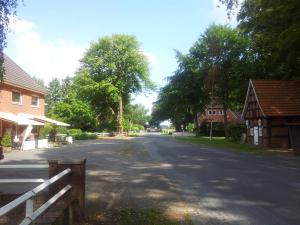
(175, 136), (269, 154)
(77, 208), (194, 225)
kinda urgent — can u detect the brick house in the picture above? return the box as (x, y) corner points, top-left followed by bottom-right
(0, 54), (68, 150)
(242, 80), (300, 148)
(198, 104), (242, 125)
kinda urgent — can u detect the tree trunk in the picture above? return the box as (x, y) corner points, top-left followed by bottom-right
(223, 106), (229, 139)
(117, 95), (123, 134)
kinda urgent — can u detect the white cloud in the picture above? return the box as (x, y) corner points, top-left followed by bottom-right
(141, 50), (157, 69)
(210, 0), (240, 26)
(7, 17), (86, 84)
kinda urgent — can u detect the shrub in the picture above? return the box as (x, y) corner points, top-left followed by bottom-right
(1, 132), (12, 147)
(73, 132), (97, 140)
(67, 129), (83, 137)
(39, 123), (53, 139)
(56, 126), (68, 134)
(199, 122), (225, 137)
(186, 123), (195, 132)
(227, 123), (246, 142)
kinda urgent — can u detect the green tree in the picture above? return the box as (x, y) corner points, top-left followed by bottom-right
(48, 91), (97, 131)
(72, 69), (119, 131)
(80, 34), (154, 134)
(124, 104), (150, 131)
(46, 77), (73, 113)
(190, 24), (250, 138)
(152, 52), (207, 131)
(0, 0), (20, 80)
(221, 0), (300, 79)
(46, 78), (63, 112)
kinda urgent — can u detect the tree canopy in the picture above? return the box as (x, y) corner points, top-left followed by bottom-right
(79, 34), (154, 133)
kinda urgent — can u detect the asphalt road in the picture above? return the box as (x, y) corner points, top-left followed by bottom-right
(1, 135), (300, 225)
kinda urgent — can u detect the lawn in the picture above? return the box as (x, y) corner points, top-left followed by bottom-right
(175, 136), (268, 154)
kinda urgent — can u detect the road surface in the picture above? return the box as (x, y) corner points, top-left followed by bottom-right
(1, 135), (300, 225)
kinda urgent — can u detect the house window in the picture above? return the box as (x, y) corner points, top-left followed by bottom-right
(31, 95), (39, 107)
(208, 110), (212, 115)
(12, 90), (22, 104)
(212, 110), (216, 115)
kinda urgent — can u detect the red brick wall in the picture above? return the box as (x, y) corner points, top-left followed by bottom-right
(0, 83), (45, 116)
(201, 108), (240, 124)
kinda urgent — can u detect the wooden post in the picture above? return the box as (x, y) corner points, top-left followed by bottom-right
(48, 159), (86, 221)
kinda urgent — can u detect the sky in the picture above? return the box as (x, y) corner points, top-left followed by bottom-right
(6, 0), (237, 113)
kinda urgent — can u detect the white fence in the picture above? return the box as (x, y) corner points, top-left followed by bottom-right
(0, 164), (72, 225)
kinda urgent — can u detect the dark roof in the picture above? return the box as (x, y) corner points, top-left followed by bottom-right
(3, 54), (47, 94)
(252, 80), (300, 117)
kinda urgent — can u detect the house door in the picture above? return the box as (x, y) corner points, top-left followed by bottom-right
(254, 126), (259, 145)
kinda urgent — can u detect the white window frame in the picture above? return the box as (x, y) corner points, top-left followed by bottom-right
(12, 90), (22, 105)
(31, 95), (40, 107)
(208, 110), (212, 115)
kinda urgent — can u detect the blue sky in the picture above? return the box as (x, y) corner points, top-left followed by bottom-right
(6, 0), (236, 112)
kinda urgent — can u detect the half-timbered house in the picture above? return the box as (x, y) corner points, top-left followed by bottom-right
(242, 80), (300, 148)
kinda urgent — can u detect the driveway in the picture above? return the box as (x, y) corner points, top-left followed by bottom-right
(1, 136), (300, 225)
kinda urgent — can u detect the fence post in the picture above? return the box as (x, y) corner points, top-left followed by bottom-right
(48, 159), (86, 221)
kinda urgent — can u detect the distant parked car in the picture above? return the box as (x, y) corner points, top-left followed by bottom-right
(0, 146), (4, 160)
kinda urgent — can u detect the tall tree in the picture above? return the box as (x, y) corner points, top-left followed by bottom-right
(0, 0), (19, 80)
(221, 0), (300, 79)
(80, 34), (154, 134)
(190, 25), (250, 138)
(152, 51), (207, 131)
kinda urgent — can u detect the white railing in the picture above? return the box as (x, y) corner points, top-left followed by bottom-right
(0, 166), (72, 225)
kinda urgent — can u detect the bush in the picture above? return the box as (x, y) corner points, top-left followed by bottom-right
(1, 132), (12, 147)
(67, 129), (83, 137)
(73, 132), (97, 140)
(199, 122), (225, 137)
(39, 123), (53, 139)
(227, 124), (246, 142)
(186, 123), (195, 132)
(56, 126), (68, 134)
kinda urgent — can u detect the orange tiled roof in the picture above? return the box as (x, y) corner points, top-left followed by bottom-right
(252, 80), (300, 116)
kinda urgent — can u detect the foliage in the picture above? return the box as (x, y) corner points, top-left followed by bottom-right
(56, 126), (68, 134)
(72, 70), (119, 131)
(186, 123), (195, 133)
(1, 132), (12, 147)
(67, 128), (83, 137)
(80, 34), (154, 133)
(221, 0), (300, 79)
(45, 77), (73, 113)
(227, 123), (246, 142)
(151, 52), (207, 131)
(48, 91), (97, 131)
(0, 0), (19, 80)
(72, 132), (97, 140)
(38, 123), (53, 139)
(199, 122), (225, 137)
(123, 104), (150, 132)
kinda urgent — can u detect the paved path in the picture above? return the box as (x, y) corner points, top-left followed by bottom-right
(1, 136), (300, 225)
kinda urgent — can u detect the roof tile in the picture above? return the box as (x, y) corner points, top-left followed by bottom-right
(252, 80), (300, 116)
